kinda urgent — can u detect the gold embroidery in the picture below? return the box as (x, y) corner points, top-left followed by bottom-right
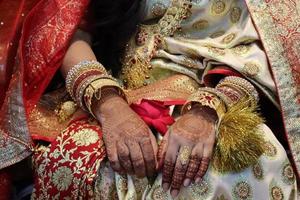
(263, 141), (277, 157)
(121, 0), (192, 89)
(243, 62), (261, 77)
(271, 186), (284, 200)
(207, 46), (226, 56)
(230, 7), (242, 23)
(281, 162), (295, 185)
(152, 184), (168, 200)
(152, 3), (168, 17)
(72, 129), (99, 146)
(211, 0), (227, 15)
(252, 162), (264, 180)
(233, 181), (252, 199)
(221, 33), (236, 44)
(125, 75), (199, 104)
(231, 45), (251, 56)
(210, 30), (226, 38)
(192, 19), (209, 30)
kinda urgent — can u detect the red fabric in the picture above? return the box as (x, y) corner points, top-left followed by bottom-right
(0, 0), (90, 169)
(203, 66), (242, 87)
(0, 0), (40, 106)
(131, 99), (177, 135)
(0, 170), (12, 200)
(33, 118), (105, 199)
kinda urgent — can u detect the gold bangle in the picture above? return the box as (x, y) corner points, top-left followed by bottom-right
(182, 90), (226, 119)
(84, 77), (127, 118)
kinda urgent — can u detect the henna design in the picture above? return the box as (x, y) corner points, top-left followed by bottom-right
(185, 155), (201, 179)
(195, 157), (210, 178)
(162, 160), (175, 185)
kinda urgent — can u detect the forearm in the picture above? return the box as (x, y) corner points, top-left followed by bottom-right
(61, 29), (96, 77)
(61, 29), (127, 118)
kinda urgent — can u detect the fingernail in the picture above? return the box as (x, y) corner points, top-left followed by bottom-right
(171, 190), (179, 199)
(163, 183), (169, 192)
(195, 177), (202, 184)
(183, 179), (191, 187)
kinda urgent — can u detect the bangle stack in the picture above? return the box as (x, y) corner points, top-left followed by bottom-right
(65, 60), (126, 117)
(216, 76), (259, 106)
(182, 76), (259, 120)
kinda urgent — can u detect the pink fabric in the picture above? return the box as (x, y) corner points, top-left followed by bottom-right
(131, 99), (179, 135)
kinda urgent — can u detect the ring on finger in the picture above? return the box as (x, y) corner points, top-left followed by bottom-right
(178, 146), (192, 166)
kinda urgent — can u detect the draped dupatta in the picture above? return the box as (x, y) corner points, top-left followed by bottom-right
(0, 0), (90, 169)
(245, 0), (300, 179)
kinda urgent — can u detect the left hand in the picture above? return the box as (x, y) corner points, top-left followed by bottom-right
(157, 106), (217, 198)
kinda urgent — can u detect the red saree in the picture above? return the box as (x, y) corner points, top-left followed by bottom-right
(0, 0), (299, 185)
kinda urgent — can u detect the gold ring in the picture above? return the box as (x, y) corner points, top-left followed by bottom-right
(178, 146), (192, 166)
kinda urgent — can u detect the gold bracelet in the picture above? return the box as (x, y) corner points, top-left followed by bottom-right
(84, 77), (127, 118)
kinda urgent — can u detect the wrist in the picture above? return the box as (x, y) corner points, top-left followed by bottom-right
(92, 87), (127, 118)
(188, 105), (218, 123)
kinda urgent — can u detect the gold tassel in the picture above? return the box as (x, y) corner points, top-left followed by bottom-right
(212, 99), (265, 173)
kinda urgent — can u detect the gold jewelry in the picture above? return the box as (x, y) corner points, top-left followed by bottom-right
(84, 77), (127, 118)
(178, 146), (192, 166)
(65, 60), (107, 99)
(216, 76), (259, 105)
(182, 90), (226, 119)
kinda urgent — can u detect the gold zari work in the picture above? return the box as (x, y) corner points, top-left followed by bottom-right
(121, 0), (192, 89)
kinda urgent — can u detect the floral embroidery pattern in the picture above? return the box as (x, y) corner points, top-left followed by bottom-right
(72, 128), (99, 146)
(232, 180), (253, 200)
(281, 161), (295, 185)
(32, 118), (106, 199)
(51, 166), (73, 191)
(252, 162), (264, 180)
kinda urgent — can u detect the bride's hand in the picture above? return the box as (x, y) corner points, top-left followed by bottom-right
(94, 90), (158, 178)
(157, 106), (217, 198)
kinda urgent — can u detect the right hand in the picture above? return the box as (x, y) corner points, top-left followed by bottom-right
(94, 92), (158, 178)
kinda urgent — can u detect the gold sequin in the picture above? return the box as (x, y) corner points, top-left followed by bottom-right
(221, 33), (236, 44)
(192, 19), (209, 30)
(190, 179), (212, 198)
(152, 3), (168, 17)
(243, 62), (261, 77)
(230, 7), (242, 23)
(211, 0), (226, 15)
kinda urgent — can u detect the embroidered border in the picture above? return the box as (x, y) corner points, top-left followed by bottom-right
(245, 0), (300, 177)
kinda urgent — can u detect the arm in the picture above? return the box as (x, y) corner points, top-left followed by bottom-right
(159, 76), (264, 198)
(61, 29), (157, 177)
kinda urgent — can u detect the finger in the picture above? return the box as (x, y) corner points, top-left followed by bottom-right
(170, 145), (192, 198)
(183, 143), (203, 187)
(194, 139), (214, 183)
(117, 141), (134, 174)
(157, 132), (170, 170)
(106, 141), (123, 173)
(183, 155), (201, 187)
(139, 138), (156, 177)
(127, 140), (146, 178)
(162, 140), (179, 192)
